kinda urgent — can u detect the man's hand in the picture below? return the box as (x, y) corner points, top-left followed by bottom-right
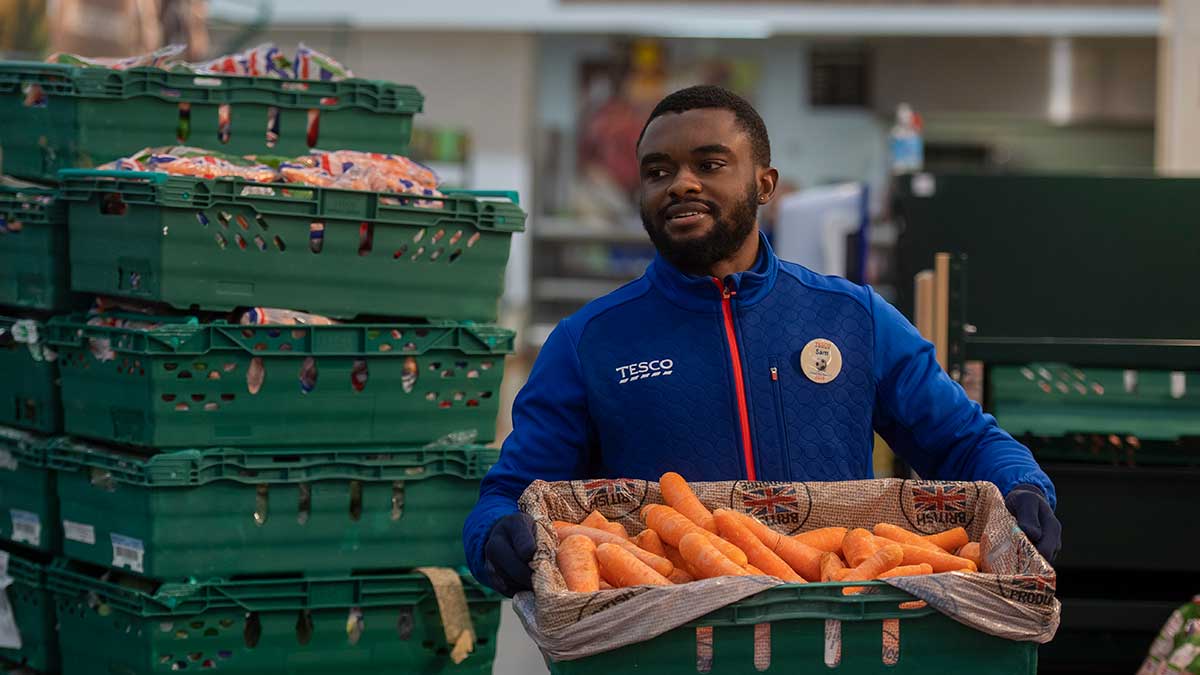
(1004, 485), (1061, 562)
(484, 513), (537, 597)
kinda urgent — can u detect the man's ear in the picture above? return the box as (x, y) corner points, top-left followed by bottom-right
(757, 167), (780, 203)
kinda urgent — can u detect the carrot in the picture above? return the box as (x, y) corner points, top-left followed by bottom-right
(634, 529), (667, 557)
(819, 551), (846, 582)
(678, 532), (749, 580)
(659, 472), (717, 533)
(602, 521), (630, 540)
(873, 523), (942, 551)
(899, 543), (977, 573)
(580, 510), (609, 531)
(793, 527), (848, 553)
(599, 579), (614, 590)
(557, 535), (600, 592)
(877, 563), (934, 579)
(841, 528), (879, 568)
(956, 542), (982, 569)
(595, 543), (672, 587)
(729, 511), (823, 581)
(842, 555), (924, 595)
(922, 527), (969, 553)
(643, 505), (748, 566)
(714, 510), (804, 582)
(840, 543), (904, 589)
(668, 568), (694, 584)
(663, 545), (690, 574)
(553, 523), (674, 577)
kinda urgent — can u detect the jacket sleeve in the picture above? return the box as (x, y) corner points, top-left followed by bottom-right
(869, 290), (1056, 507)
(462, 320), (597, 587)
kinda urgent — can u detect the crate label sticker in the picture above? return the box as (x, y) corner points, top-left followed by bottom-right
(63, 520), (95, 545)
(9, 510), (40, 547)
(0, 451), (16, 471)
(111, 533), (145, 573)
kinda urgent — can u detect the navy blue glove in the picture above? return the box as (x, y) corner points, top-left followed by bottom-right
(1005, 485), (1061, 562)
(483, 513), (537, 597)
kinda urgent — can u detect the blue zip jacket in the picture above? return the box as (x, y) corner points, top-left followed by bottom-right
(464, 234), (1054, 588)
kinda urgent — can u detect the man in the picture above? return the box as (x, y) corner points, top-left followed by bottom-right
(464, 85), (1060, 596)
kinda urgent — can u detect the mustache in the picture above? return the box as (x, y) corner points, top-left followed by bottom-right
(656, 198), (720, 222)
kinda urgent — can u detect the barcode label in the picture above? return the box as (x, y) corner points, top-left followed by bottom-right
(0, 450), (16, 471)
(9, 510), (40, 547)
(111, 533), (145, 573)
(63, 520), (95, 545)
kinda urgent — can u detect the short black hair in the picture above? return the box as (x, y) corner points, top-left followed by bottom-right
(637, 85), (771, 167)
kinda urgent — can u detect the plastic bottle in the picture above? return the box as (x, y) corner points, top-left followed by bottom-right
(889, 103), (924, 175)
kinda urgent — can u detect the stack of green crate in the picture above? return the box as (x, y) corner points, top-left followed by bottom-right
(0, 59), (525, 674)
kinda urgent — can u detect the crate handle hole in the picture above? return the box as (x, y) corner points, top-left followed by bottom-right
(203, 402), (219, 411)
(391, 481), (405, 520)
(162, 394), (177, 402)
(824, 619), (841, 667)
(201, 659), (215, 669)
(175, 403), (190, 412)
(429, 247), (444, 261)
(413, 228), (426, 243)
(248, 357), (265, 395)
(252, 234), (267, 252)
(177, 102), (191, 142)
(396, 606), (414, 639)
(431, 228), (445, 243)
(100, 193), (127, 216)
(296, 611), (314, 646)
(449, 248), (463, 263)
(467, 232), (481, 248)
(351, 359), (369, 392)
(21, 82), (47, 107)
(466, 399), (480, 407)
(235, 214), (250, 231)
(449, 230), (463, 245)
(358, 222), (374, 256)
(425, 392), (438, 401)
(254, 484), (269, 526)
(882, 618), (899, 666)
(696, 626), (713, 673)
(411, 245), (425, 261)
(306, 109), (320, 147)
(298, 483), (311, 525)
(753, 623), (770, 671)
(392, 245), (409, 260)
(178, 370), (193, 380)
(214, 232), (228, 250)
(195, 212), (208, 228)
(309, 223), (325, 253)
(244, 613), (262, 648)
(299, 357), (318, 394)
(175, 660), (189, 670)
(266, 106), (280, 148)
(217, 104), (231, 144)
(235, 233), (247, 250)
(346, 608), (364, 645)
(203, 628), (218, 637)
(349, 481), (363, 521)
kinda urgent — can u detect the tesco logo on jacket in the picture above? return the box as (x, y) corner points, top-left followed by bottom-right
(615, 359), (674, 384)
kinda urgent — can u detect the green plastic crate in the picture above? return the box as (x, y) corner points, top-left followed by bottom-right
(0, 180), (69, 311)
(992, 363), (1200, 465)
(58, 169), (525, 321)
(49, 439), (498, 578)
(46, 314), (512, 448)
(48, 561), (500, 674)
(0, 544), (57, 673)
(549, 583), (1038, 674)
(0, 315), (60, 434)
(0, 427), (58, 553)
(0, 61), (423, 182)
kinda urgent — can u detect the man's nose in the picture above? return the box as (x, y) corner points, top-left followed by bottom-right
(667, 168), (702, 200)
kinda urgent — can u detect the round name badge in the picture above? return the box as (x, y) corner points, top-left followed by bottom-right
(801, 338), (842, 384)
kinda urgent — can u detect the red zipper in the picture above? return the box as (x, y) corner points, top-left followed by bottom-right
(712, 277), (756, 480)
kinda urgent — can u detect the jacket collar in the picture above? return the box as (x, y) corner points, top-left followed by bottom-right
(646, 231), (779, 312)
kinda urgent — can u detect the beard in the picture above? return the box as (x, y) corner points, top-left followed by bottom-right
(641, 181), (760, 276)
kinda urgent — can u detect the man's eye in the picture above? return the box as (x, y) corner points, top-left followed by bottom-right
(700, 161), (724, 172)
(645, 168), (669, 180)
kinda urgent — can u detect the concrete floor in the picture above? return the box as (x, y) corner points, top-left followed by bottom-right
(492, 601), (550, 675)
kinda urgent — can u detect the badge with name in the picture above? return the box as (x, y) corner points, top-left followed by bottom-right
(801, 338), (842, 384)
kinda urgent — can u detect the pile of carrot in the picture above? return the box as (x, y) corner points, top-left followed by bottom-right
(554, 472), (983, 595)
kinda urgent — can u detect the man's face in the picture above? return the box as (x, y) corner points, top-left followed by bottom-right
(638, 108), (764, 275)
